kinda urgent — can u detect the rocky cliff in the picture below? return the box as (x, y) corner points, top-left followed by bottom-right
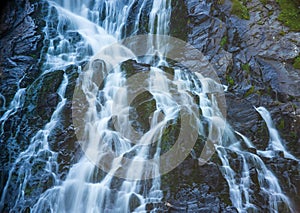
(0, 0), (299, 212)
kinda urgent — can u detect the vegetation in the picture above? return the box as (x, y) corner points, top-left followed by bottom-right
(293, 56), (300, 69)
(257, 20), (264, 25)
(279, 30), (286, 36)
(241, 63), (250, 74)
(277, 0), (300, 31)
(226, 75), (235, 86)
(268, 10), (274, 17)
(260, 0), (267, 5)
(220, 36), (228, 48)
(244, 85), (255, 97)
(278, 118), (285, 130)
(231, 0), (250, 20)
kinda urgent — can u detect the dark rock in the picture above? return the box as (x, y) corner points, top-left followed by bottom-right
(161, 159), (236, 212)
(1, 0), (300, 212)
(129, 193), (141, 212)
(170, 0), (300, 211)
(0, 0), (48, 211)
(130, 91), (157, 133)
(25, 69), (64, 120)
(0, 0), (48, 105)
(121, 59), (151, 78)
(170, 0), (188, 41)
(122, 0), (154, 37)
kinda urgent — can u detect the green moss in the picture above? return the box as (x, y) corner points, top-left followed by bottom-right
(290, 131), (297, 139)
(29, 53), (37, 59)
(257, 20), (264, 25)
(226, 75), (235, 86)
(231, 0), (250, 20)
(293, 56), (300, 69)
(220, 36), (228, 48)
(241, 63), (250, 74)
(260, 0), (267, 5)
(244, 85), (255, 97)
(279, 30), (286, 36)
(268, 10), (274, 17)
(278, 119), (285, 130)
(131, 91), (157, 132)
(277, 0), (300, 31)
(25, 187), (33, 196)
(160, 116), (180, 154)
(170, 0), (188, 41)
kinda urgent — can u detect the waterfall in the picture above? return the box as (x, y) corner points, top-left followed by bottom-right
(0, 0), (299, 212)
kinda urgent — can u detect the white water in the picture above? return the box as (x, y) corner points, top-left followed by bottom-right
(255, 106), (297, 160)
(31, 1), (225, 211)
(0, 0), (299, 213)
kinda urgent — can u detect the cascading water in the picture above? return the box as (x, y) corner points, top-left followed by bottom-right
(1, 0), (299, 212)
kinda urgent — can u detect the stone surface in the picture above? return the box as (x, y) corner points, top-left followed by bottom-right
(1, 0), (300, 212)
(177, 0), (300, 211)
(0, 0), (49, 210)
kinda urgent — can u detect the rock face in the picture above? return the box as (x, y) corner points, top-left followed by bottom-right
(0, 0), (48, 106)
(182, 0), (300, 157)
(1, 0), (300, 212)
(0, 0), (49, 208)
(169, 0), (300, 211)
(0, 1), (81, 211)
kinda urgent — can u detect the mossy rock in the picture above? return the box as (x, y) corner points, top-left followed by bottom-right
(159, 65), (175, 76)
(226, 75), (235, 86)
(277, 0), (300, 31)
(25, 70), (64, 120)
(260, 0), (268, 5)
(220, 36), (228, 48)
(121, 59), (151, 78)
(130, 91), (157, 133)
(231, 0), (250, 20)
(160, 115), (181, 155)
(244, 85), (255, 97)
(293, 56), (300, 69)
(241, 63), (250, 74)
(170, 0), (188, 41)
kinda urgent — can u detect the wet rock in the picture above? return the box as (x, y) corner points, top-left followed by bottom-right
(130, 91), (157, 133)
(169, 0), (300, 211)
(0, 0), (48, 210)
(161, 159), (236, 212)
(263, 156), (300, 211)
(123, 0), (154, 37)
(48, 65), (82, 179)
(170, 0), (188, 41)
(25, 70), (63, 120)
(129, 193), (141, 212)
(0, 0), (48, 105)
(121, 59), (151, 78)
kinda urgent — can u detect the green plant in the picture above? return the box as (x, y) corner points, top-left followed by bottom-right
(279, 30), (286, 36)
(260, 0), (267, 5)
(220, 36), (228, 48)
(226, 75), (235, 86)
(278, 119), (285, 130)
(293, 56), (300, 69)
(241, 63), (250, 74)
(257, 20), (264, 25)
(277, 0), (300, 31)
(29, 53), (37, 59)
(244, 85), (255, 97)
(268, 10), (274, 17)
(231, 0), (250, 20)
